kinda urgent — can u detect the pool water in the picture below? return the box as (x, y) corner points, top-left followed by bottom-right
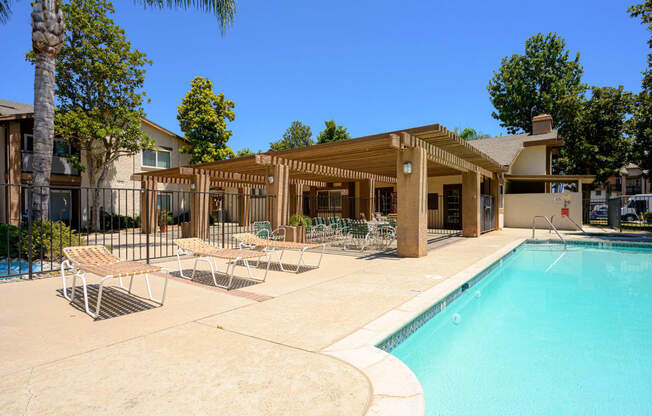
(391, 244), (652, 415)
(0, 259), (41, 279)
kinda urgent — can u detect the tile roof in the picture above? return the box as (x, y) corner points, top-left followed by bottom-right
(0, 99), (34, 117)
(469, 130), (559, 167)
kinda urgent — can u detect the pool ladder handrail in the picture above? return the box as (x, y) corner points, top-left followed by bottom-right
(549, 214), (587, 235)
(532, 216), (566, 249)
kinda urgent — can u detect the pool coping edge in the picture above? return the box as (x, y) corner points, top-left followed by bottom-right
(320, 237), (528, 416)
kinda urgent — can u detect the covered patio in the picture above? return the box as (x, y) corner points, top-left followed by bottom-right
(136, 124), (507, 257)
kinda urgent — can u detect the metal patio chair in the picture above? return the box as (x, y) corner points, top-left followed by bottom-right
(254, 221), (286, 241)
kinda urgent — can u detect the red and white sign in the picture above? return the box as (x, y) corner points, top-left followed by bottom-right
(561, 208), (569, 216)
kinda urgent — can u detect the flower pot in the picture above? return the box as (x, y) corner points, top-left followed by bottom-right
(160, 225), (167, 232)
(284, 225), (306, 243)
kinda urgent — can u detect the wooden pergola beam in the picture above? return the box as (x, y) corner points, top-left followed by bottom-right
(396, 133), (494, 178)
(131, 174), (326, 188)
(254, 154), (397, 184)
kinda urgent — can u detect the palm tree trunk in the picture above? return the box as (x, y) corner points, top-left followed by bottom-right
(30, 0), (64, 220)
(32, 51), (56, 220)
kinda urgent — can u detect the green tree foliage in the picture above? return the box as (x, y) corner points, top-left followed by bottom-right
(457, 127), (490, 141)
(177, 76), (236, 163)
(316, 120), (350, 144)
(270, 121), (313, 150)
(628, 1), (652, 172)
(557, 86), (633, 185)
(43, 0), (153, 229)
(488, 33), (586, 134)
(235, 147), (254, 157)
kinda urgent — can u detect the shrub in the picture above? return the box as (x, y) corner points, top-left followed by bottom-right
(100, 209), (140, 229)
(158, 209), (170, 226)
(21, 220), (81, 260)
(174, 211), (190, 225)
(0, 223), (21, 258)
(288, 214), (311, 227)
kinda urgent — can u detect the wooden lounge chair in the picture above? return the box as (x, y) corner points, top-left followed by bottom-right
(175, 238), (271, 289)
(233, 233), (325, 273)
(61, 245), (169, 319)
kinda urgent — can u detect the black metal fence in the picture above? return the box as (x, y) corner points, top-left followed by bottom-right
(481, 195), (495, 233)
(584, 194), (652, 231)
(0, 185), (464, 281)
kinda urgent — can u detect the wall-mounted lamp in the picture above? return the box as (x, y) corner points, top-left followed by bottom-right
(402, 161), (413, 174)
(190, 183), (196, 190)
(268, 174), (275, 184)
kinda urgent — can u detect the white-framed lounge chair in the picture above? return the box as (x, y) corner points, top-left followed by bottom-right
(60, 245), (169, 319)
(175, 238), (271, 289)
(233, 233), (325, 273)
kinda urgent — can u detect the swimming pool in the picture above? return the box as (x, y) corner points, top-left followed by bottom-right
(388, 242), (652, 415)
(0, 259), (41, 279)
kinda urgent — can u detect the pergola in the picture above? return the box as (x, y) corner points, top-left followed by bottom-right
(136, 124), (507, 257)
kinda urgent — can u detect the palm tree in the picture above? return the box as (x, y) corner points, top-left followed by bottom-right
(0, 0), (235, 219)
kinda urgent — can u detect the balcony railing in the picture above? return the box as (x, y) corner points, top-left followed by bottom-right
(22, 153), (80, 176)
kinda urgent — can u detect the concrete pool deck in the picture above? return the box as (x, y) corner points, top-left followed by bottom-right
(0, 227), (630, 415)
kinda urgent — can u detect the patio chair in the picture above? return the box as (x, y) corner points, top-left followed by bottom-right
(254, 221), (286, 241)
(375, 224), (396, 250)
(175, 238), (271, 289)
(233, 233), (325, 273)
(60, 245), (169, 319)
(345, 220), (371, 252)
(306, 221), (326, 242)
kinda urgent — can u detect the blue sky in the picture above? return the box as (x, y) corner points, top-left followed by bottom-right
(0, 0), (648, 152)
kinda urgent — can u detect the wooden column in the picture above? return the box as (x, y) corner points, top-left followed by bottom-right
(396, 144), (428, 257)
(140, 177), (157, 234)
(359, 178), (375, 220)
(309, 186), (317, 217)
(7, 121), (21, 226)
(493, 174), (501, 230)
(238, 186), (251, 226)
(462, 169), (481, 237)
(265, 164), (290, 229)
(190, 173), (210, 239)
(289, 183), (303, 216)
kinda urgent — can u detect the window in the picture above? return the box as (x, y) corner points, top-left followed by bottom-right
(157, 193), (172, 211)
(250, 188), (266, 197)
(142, 149), (171, 168)
(22, 134), (33, 152)
(427, 193), (439, 210)
(317, 190), (342, 211)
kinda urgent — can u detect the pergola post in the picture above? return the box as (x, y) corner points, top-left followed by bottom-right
(290, 183), (303, 216)
(309, 187), (317, 217)
(462, 169), (481, 237)
(396, 143), (428, 257)
(359, 178), (375, 220)
(140, 177), (157, 234)
(493, 174), (501, 230)
(238, 186), (251, 226)
(190, 173), (210, 239)
(265, 164), (289, 229)
(7, 121), (21, 226)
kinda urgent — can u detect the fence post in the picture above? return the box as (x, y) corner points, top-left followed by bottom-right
(145, 188), (150, 264)
(27, 186), (33, 279)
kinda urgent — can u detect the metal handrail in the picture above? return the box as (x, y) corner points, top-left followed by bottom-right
(550, 214), (587, 234)
(532, 215), (566, 249)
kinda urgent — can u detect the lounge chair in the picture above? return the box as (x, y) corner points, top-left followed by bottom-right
(346, 220), (372, 252)
(233, 233), (325, 273)
(175, 238), (271, 289)
(61, 245), (169, 319)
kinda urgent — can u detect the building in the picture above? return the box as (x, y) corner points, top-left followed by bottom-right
(589, 163), (650, 201)
(0, 99), (191, 225)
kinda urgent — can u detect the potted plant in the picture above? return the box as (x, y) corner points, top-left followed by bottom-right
(285, 214), (309, 242)
(158, 209), (169, 232)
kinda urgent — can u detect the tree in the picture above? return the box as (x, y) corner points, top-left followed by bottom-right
(457, 127), (491, 141)
(628, 1), (652, 172)
(235, 147), (254, 157)
(557, 86), (633, 186)
(270, 121), (313, 150)
(45, 0), (154, 230)
(0, 0), (236, 220)
(177, 76), (236, 164)
(488, 33), (586, 135)
(316, 120), (350, 144)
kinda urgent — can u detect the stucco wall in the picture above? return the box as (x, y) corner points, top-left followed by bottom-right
(510, 145), (546, 175)
(504, 192), (582, 230)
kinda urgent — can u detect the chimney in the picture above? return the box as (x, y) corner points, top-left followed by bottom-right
(532, 114), (553, 135)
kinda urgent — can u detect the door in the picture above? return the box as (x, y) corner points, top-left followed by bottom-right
(50, 190), (72, 224)
(443, 184), (462, 229)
